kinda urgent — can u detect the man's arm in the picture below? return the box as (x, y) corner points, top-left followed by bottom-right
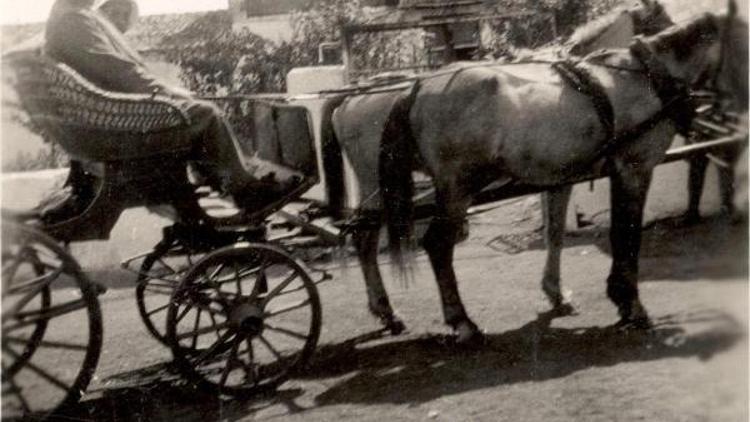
(46, 11), (168, 94)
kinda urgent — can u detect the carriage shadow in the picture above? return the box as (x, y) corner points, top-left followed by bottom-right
(308, 308), (744, 407)
(487, 213), (748, 281)
(32, 362), (310, 422)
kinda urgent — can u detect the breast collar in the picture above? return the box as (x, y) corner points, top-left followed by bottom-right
(552, 60), (615, 142)
(549, 45), (695, 165)
(628, 39), (695, 135)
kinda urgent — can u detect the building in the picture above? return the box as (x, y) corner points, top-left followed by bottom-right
(228, 0), (397, 42)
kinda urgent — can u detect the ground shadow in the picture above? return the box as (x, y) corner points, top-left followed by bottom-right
(487, 214), (748, 281)
(306, 308), (744, 406)
(9, 308), (742, 421)
(12, 361), (308, 422)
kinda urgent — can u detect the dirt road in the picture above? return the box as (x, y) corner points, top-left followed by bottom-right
(13, 197), (744, 422)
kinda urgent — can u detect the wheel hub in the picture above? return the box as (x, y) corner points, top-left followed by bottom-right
(229, 301), (264, 336)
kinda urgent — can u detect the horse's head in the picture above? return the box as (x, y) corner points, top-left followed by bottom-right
(638, 4), (748, 109)
(630, 0), (673, 36)
(567, 0), (673, 56)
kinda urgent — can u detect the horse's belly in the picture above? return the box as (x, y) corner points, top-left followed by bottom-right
(498, 88), (609, 185)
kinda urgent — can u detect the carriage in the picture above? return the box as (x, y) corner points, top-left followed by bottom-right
(2, 7), (747, 419)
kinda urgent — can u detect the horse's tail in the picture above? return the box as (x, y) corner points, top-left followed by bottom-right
(320, 95), (348, 220)
(379, 83), (420, 282)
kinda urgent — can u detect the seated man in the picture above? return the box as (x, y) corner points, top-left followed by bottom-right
(42, 0), (302, 218)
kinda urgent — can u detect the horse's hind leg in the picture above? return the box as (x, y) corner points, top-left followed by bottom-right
(541, 185), (575, 315)
(423, 190), (482, 344)
(353, 226), (406, 335)
(607, 164), (653, 329)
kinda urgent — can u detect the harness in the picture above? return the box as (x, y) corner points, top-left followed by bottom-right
(550, 46), (694, 163)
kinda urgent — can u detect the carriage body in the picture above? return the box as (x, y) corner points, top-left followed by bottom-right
(1, 50), (329, 418)
(3, 49), (321, 241)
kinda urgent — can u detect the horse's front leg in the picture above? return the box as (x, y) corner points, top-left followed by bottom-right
(353, 226), (405, 335)
(685, 155), (708, 223)
(541, 185), (575, 315)
(423, 191), (482, 344)
(718, 157), (736, 217)
(607, 163), (653, 329)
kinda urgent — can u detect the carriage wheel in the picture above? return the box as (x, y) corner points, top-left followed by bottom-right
(166, 243), (321, 396)
(1, 221), (103, 419)
(136, 240), (204, 347)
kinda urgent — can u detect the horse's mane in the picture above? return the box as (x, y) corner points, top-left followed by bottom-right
(646, 13), (720, 59)
(568, 8), (631, 49)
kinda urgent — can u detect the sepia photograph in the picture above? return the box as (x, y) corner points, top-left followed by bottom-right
(0, 0), (747, 420)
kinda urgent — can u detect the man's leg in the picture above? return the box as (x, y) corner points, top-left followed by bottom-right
(185, 101), (304, 211)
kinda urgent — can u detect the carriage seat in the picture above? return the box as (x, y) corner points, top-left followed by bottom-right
(4, 50), (194, 163)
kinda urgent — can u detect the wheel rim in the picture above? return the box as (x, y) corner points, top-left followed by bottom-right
(1, 222), (103, 419)
(167, 243), (321, 395)
(136, 241), (203, 347)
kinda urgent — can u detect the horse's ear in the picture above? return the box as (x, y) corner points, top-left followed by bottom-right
(727, 0), (737, 18)
(638, 0), (654, 8)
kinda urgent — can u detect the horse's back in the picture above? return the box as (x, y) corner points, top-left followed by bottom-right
(410, 64), (617, 185)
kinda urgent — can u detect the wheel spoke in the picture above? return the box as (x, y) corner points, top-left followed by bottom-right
(175, 321), (230, 341)
(192, 330), (236, 365)
(207, 262), (228, 286)
(4, 335), (88, 351)
(218, 336), (242, 389)
(233, 262), (243, 296)
(258, 334), (285, 361)
(248, 259), (268, 302)
(2, 362), (32, 415)
(2, 284), (46, 323)
(2, 346), (72, 392)
(6, 267), (63, 295)
(262, 271), (300, 306)
(5, 298), (88, 332)
(240, 338), (258, 385)
(264, 299), (311, 319)
(208, 312), (223, 342)
(145, 302), (171, 317)
(1, 250), (26, 283)
(175, 303), (193, 324)
(264, 323), (308, 341)
(191, 309), (203, 349)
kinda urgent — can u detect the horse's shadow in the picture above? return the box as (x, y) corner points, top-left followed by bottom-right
(306, 308), (744, 406)
(487, 214), (748, 281)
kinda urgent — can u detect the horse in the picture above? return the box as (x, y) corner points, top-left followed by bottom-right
(320, 0), (674, 335)
(325, 7), (747, 344)
(540, 0), (674, 314)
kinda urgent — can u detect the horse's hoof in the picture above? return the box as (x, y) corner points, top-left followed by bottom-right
(614, 316), (652, 331)
(682, 212), (702, 226)
(551, 302), (577, 317)
(386, 318), (406, 336)
(455, 321), (486, 348)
